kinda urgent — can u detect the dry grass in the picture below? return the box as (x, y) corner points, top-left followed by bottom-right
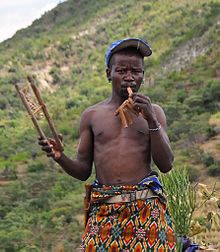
(191, 179), (220, 250)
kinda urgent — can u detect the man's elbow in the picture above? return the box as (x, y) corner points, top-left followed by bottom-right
(158, 156), (174, 173)
(79, 166), (92, 181)
(80, 173), (91, 181)
(69, 167), (91, 181)
(161, 163), (173, 173)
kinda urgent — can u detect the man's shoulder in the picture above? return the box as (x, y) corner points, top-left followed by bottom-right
(152, 103), (167, 126)
(80, 100), (109, 127)
(83, 100), (108, 113)
(152, 103), (164, 112)
(81, 100), (109, 120)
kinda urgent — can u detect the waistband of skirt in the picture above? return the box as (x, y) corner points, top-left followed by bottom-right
(92, 172), (162, 192)
(90, 172), (166, 204)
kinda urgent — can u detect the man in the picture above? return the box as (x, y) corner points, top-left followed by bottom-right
(40, 38), (176, 251)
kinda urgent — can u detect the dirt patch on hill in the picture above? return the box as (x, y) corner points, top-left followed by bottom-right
(200, 135), (220, 161)
(161, 20), (218, 73)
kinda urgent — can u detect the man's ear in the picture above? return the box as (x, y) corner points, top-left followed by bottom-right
(106, 68), (112, 82)
(141, 70), (145, 84)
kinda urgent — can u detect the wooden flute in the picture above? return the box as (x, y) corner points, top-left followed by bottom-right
(115, 87), (139, 128)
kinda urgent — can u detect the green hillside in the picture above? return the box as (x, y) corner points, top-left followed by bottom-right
(0, 0), (220, 250)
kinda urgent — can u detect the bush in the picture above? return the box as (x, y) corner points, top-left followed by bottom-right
(0, 165), (17, 180)
(49, 67), (62, 84)
(27, 162), (45, 172)
(10, 152), (29, 162)
(29, 192), (51, 210)
(184, 94), (204, 114)
(201, 152), (215, 167)
(187, 166), (199, 182)
(176, 89), (187, 103)
(207, 162), (220, 176)
(0, 229), (32, 252)
(0, 96), (7, 109)
(202, 81), (220, 111)
(163, 102), (187, 125)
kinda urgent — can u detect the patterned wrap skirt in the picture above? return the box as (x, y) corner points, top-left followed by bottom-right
(81, 174), (176, 251)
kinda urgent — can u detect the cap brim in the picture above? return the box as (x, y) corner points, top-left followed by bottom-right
(111, 39), (152, 57)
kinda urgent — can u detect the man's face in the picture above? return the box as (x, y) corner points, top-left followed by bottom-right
(107, 51), (144, 98)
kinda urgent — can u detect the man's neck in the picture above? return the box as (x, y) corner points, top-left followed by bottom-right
(108, 94), (127, 106)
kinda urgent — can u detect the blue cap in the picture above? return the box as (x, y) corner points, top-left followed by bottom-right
(106, 38), (152, 68)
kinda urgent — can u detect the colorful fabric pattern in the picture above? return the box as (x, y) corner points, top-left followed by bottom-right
(81, 175), (176, 251)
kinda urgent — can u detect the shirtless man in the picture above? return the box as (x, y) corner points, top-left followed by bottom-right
(40, 38), (176, 251)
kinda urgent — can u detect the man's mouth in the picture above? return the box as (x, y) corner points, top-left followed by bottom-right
(121, 86), (136, 93)
(121, 82), (136, 90)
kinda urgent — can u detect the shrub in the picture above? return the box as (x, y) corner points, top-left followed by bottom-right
(200, 152), (214, 167)
(0, 96), (7, 109)
(176, 89), (187, 103)
(187, 166), (199, 182)
(163, 102), (187, 125)
(184, 94), (204, 114)
(28, 192), (51, 210)
(202, 81), (220, 111)
(27, 162), (45, 172)
(10, 152), (29, 162)
(49, 67), (62, 84)
(0, 165), (17, 180)
(207, 162), (220, 176)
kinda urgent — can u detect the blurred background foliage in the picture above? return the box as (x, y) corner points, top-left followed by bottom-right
(0, 0), (220, 250)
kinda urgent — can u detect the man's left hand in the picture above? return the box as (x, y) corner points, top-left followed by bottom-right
(131, 93), (157, 122)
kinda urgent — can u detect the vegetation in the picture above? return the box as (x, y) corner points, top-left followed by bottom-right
(161, 168), (220, 250)
(0, 0), (219, 250)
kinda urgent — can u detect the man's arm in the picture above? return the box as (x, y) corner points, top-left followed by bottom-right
(132, 93), (174, 173)
(148, 104), (174, 173)
(39, 109), (94, 181)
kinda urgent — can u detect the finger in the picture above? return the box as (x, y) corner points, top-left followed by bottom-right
(129, 93), (136, 99)
(46, 138), (57, 146)
(47, 137), (55, 142)
(133, 96), (150, 104)
(132, 104), (141, 113)
(58, 133), (63, 142)
(134, 93), (150, 99)
(133, 93), (151, 102)
(47, 152), (56, 158)
(42, 145), (53, 153)
(133, 102), (150, 109)
(133, 102), (149, 113)
(38, 139), (49, 146)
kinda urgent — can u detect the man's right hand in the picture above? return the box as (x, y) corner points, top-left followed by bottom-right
(38, 135), (63, 161)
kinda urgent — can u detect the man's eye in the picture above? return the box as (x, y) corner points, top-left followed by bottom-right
(132, 69), (143, 74)
(116, 69), (125, 74)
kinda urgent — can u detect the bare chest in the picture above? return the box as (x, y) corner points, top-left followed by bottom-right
(91, 109), (150, 143)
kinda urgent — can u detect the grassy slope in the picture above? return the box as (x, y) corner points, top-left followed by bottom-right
(0, 0), (219, 250)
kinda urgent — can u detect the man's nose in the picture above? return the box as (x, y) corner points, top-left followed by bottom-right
(124, 70), (134, 81)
